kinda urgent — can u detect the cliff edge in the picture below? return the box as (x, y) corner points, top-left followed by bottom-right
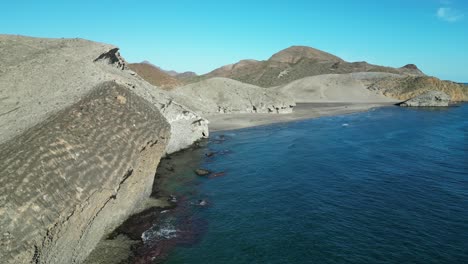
(0, 35), (207, 263)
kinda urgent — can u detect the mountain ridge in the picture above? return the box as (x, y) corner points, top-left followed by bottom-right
(141, 60), (197, 78)
(192, 45), (425, 87)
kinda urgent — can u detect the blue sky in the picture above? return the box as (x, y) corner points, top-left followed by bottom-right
(1, 0), (467, 81)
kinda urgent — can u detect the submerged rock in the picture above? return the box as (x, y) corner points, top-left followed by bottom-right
(205, 151), (217, 157)
(194, 168), (212, 176)
(209, 172), (226, 179)
(398, 91), (451, 107)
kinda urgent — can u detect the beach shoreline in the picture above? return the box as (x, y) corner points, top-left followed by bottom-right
(206, 102), (398, 132)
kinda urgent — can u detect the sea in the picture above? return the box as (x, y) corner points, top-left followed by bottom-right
(113, 104), (468, 264)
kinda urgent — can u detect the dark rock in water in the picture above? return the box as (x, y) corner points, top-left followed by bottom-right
(205, 151), (217, 157)
(194, 168), (212, 176)
(398, 91), (450, 107)
(168, 195), (178, 203)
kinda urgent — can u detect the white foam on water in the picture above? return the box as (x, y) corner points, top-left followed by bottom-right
(141, 221), (178, 243)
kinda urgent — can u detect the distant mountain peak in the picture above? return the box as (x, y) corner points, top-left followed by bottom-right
(139, 60), (197, 78)
(400, 64), (424, 75)
(268, 45), (343, 64)
(202, 45), (426, 87)
(401, 64), (419, 70)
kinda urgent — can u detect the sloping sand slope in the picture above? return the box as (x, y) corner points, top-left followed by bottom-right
(278, 73), (400, 103)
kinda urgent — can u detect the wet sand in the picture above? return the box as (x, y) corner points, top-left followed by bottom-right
(206, 102), (397, 131)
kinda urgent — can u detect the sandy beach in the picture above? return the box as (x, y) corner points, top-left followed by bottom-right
(206, 103), (397, 131)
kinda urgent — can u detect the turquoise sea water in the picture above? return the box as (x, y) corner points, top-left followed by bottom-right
(156, 104), (468, 263)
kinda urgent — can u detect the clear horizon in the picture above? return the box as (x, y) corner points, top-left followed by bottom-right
(1, 0), (467, 82)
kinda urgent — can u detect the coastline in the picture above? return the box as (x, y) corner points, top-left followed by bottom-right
(83, 103), (395, 263)
(206, 102), (398, 131)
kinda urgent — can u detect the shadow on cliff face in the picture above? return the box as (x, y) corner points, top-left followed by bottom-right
(84, 137), (229, 264)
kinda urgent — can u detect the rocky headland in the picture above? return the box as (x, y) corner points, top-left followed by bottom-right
(0, 35), (210, 263)
(398, 91), (451, 107)
(368, 75), (468, 102)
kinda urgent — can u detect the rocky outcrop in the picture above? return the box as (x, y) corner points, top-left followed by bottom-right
(398, 91), (451, 107)
(0, 35), (207, 263)
(0, 35), (208, 154)
(369, 76), (468, 102)
(169, 77), (295, 114)
(0, 82), (170, 264)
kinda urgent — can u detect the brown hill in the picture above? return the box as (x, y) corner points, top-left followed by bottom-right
(128, 62), (183, 89)
(199, 46), (424, 87)
(269, 46), (343, 63)
(140, 61), (198, 80)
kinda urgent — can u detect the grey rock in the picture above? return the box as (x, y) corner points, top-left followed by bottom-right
(0, 82), (170, 264)
(0, 34), (207, 264)
(169, 77), (296, 115)
(398, 91), (451, 107)
(194, 168), (212, 176)
(0, 34), (209, 154)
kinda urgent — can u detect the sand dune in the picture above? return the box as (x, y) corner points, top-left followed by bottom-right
(277, 73), (401, 103)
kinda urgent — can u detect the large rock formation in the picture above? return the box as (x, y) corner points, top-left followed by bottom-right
(169, 77), (295, 114)
(277, 73), (400, 103)
(398, 91), (451, 107)
(197, 46), (425, 87)
(0, 82), (170, 264)
(0, 35), (207, 263)
(0, 35), (208, 154)
(369, 76), (468, 102)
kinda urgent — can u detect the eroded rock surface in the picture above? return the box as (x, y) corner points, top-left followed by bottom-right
(369, 75), (468, 102)
(0, 82), (170, 263)
(0, 35), (208, 154)
(169, 77), (295, 114)
(398, 91), (451, 107)
(0, 35), (208, 263)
